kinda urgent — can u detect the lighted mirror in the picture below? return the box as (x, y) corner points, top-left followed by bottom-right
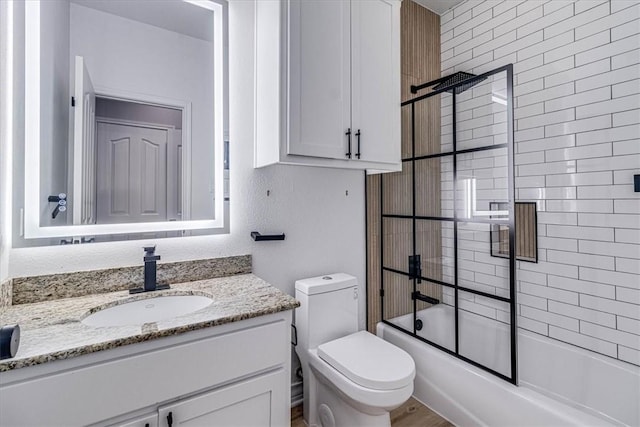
(24, 0), (227, 243)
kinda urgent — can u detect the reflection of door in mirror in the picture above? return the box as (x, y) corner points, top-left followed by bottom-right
(97, 123), (167, 224)
(95, 98), (184, 226)
(66, 0), (215, 224)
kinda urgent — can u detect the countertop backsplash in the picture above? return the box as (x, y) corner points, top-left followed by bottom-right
(9, 255), (252, 305)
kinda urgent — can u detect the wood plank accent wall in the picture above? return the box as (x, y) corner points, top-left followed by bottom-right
(367, 174), (382, 331)
(366, 1), (441, 333)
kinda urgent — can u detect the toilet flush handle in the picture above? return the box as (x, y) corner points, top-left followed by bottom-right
(291, 324), (298, 346)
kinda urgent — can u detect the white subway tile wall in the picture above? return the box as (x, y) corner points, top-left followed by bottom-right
(441, 0), (640, 365)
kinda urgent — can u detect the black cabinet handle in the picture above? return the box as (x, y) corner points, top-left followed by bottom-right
(345, 128), (352, 159)
(355, 129), (361, 159)
(167, 412), (173, 427)
(144, 424), (149, 427)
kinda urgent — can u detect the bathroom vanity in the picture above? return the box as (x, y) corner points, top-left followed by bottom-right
(0, 274), (298, 426)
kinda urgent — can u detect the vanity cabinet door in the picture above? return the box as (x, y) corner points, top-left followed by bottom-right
(108, 413), (158, 427)
(157, 369), (288, 427)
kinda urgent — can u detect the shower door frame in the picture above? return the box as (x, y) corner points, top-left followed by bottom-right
(377, 64), (517, 384)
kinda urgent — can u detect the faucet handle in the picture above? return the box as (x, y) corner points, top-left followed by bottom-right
(143, 245), (156, 254)
(143, 245), (160, 262)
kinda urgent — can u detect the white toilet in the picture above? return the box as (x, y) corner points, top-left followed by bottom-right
(295, 273), (415, 427)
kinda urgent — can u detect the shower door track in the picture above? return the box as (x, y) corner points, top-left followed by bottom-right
(376, 64), (517, 385)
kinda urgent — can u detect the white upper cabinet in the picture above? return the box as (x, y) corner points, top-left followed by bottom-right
(255, 0), (402, 172)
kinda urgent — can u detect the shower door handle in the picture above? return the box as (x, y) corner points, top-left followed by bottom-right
(355, 129), (361, 159)
(345, 128), (352, 159)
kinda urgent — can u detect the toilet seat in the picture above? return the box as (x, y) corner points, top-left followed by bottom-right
(318, 331), (415, 391)
(309, 349), (414, 412)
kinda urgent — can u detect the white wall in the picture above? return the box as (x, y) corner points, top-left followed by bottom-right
(0, 0), (11, 283)
(39, 0), (70, 227)
(70, 3), (215, 220)
(6, 0), (367, 325)
(441, 0), (640, 366)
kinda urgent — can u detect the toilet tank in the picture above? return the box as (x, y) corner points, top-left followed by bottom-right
(295, 273), (359, 350)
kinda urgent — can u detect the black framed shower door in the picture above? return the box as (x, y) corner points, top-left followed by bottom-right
(377, 64), (517, 384)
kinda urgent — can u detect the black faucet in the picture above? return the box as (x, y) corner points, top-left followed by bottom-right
(130, 246), (170, 294)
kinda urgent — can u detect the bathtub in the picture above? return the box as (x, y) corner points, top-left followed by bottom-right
(378, 305), (640, 427)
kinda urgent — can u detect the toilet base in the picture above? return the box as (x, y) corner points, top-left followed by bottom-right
(311, 370), (392, 427)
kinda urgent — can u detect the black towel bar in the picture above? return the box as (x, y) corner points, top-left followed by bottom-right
(251, 231), (285, 241)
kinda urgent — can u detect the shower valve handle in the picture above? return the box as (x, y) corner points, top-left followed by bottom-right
(409, 255), (422, 283)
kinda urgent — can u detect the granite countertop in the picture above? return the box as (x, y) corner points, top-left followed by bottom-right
(0, 274), (299, 372)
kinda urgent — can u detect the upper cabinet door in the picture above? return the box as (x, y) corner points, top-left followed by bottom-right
(351, 0), (401, 165)
(288, 0), (351, 160)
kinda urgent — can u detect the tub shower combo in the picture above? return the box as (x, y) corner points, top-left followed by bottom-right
(369, 65), (638, 426)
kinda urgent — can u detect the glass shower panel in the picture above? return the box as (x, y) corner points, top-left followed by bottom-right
(441, 221), (455, 284)
(415, 280), (456, 352)
(440, 92), (453, 153)
(377, 65), (515, 383)
(383, 270), (414, 331)
(382, 217), (412, 273)
(416, 219), (454, 285)
(455, 147), (509, 221)
(415, 155), (453, 218)
(401, 104), (413, 160)
(382, 162), (413, 217)
(455, 71), (508, 151)
(456, 221), (511, 298)
(414, 92), (452, 157)
(458, 290), (512, 378)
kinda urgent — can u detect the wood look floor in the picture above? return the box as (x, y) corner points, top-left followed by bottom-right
(291, 398), (454, 427)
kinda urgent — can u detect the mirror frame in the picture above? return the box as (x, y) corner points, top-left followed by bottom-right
(23, 0), (226, 239)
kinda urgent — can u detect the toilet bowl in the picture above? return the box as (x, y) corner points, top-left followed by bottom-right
(295, 274), (415, 427)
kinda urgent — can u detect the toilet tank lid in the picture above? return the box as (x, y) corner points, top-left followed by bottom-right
(295, 273), (357, 295)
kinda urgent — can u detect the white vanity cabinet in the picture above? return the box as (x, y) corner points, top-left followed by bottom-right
(0, 312), (292, 427)
(255, 0), (401, 172)
(157, 369), (287, 427)
(109, 413), (158, 427)
(112, 369), (287, 427)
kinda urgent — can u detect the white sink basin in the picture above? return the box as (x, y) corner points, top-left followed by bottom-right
(82, 295), (213, 327)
